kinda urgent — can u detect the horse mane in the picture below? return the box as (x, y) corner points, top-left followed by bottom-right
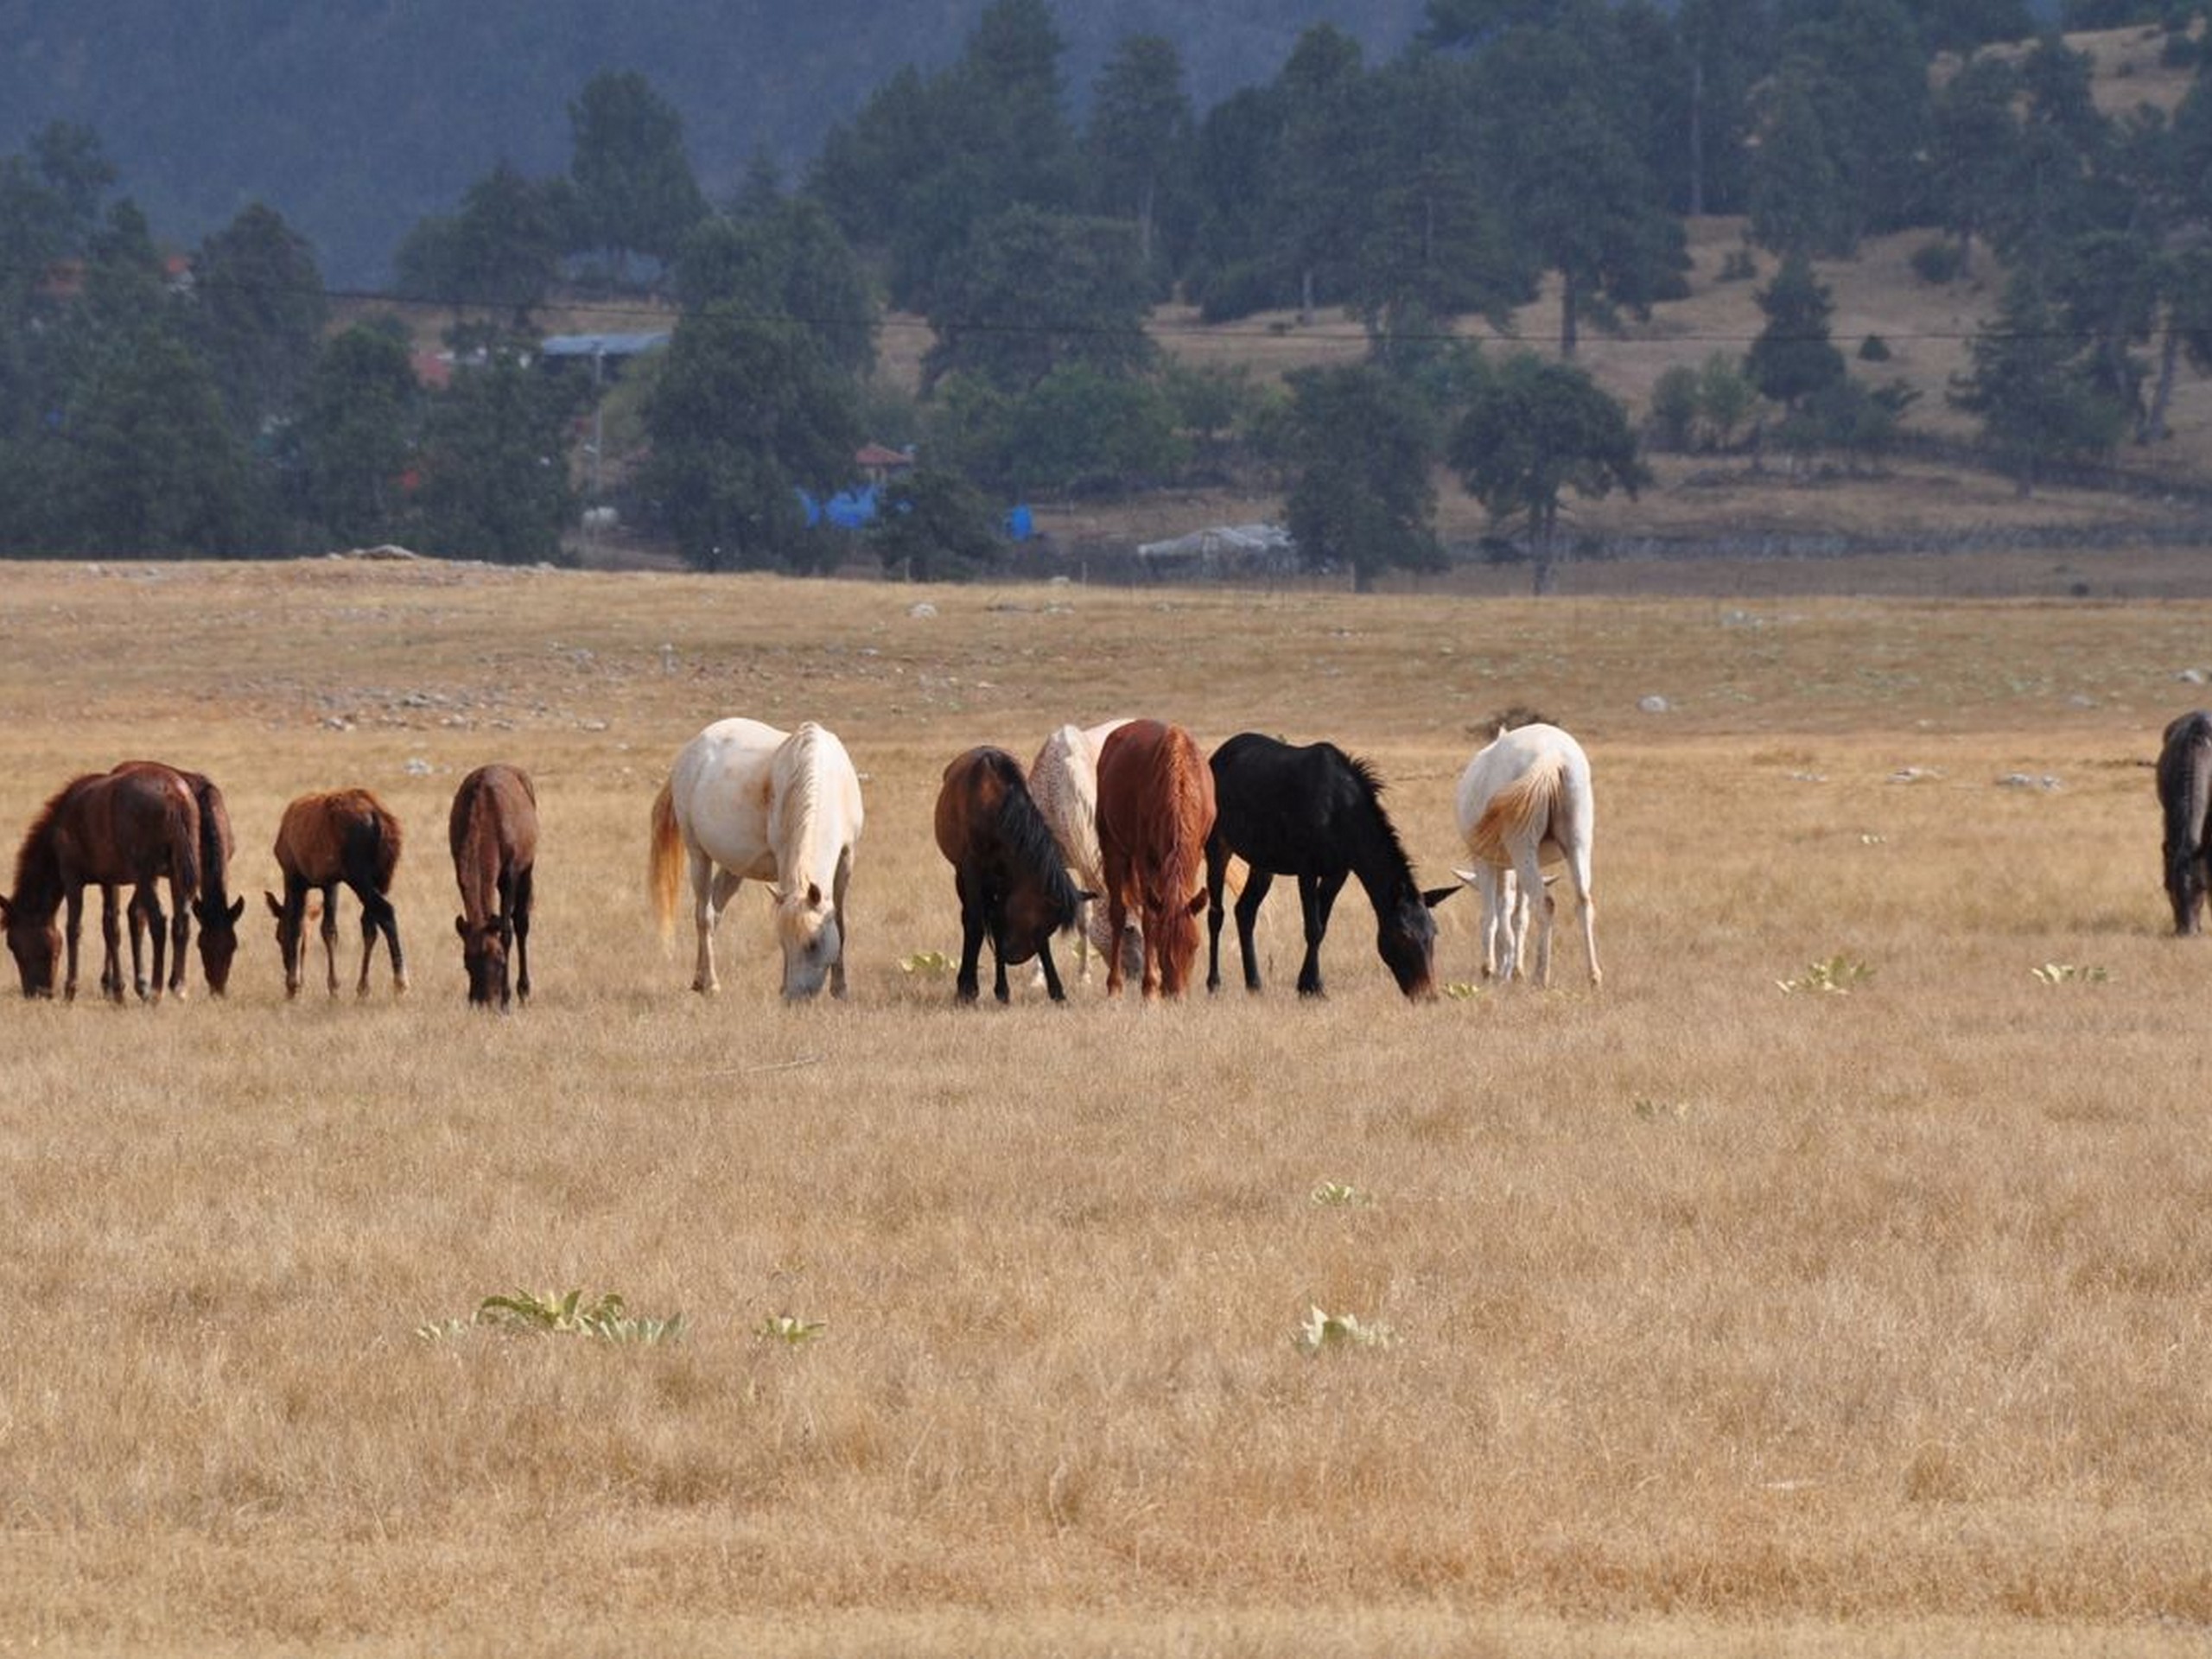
(1333, 746), (1421, 891)
(8, 774), (99, 912)
(992, 761), (1084, 916)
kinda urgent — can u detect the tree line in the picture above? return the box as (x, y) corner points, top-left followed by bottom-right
(5, 0), (2212, 582)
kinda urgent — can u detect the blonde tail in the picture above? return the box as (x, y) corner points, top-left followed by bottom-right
(648, 780), (682, 943)
(1469, 756), (1564, 866)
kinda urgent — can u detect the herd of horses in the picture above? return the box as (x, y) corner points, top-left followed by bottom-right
(650, 713), (1602, 1007)
(0, 713), (1601, 1009)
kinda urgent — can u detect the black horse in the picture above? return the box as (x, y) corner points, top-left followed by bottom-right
(934, 747), (1088, 1003)
(1204, 733), (1455, 1000)
(2158, 709), (2212, 934)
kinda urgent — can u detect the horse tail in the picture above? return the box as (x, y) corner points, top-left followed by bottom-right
(371, 803), (403, 894)
(2161, 714), (2212, 865)
(648, 779), (682, 942)
(168, 780), (201, 906)
(1470, 754), (1565, 867)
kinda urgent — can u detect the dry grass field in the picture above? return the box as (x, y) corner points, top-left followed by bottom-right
(3, 554), (2211, 1657)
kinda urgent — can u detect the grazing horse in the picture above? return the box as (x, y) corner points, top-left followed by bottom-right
(264, 789), (407, 999)
(1453, 721), (1600, 988)
(934, 747), (1086, 1003)
(120, 762), (243, 995)
(2157, 709), (2212, 934)
(649, 718), (862, 1001)
(1028, 719), (1141, 982)
(1095, 719), (1216, 999)
(449, 763), (537, 1008)
(2, 763), (200, 1002)
(1205, 734), (1456, 1001)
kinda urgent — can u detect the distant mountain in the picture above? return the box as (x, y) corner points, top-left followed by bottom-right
(0, 0), (1425, 288)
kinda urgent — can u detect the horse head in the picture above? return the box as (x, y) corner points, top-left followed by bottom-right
(454, 912), (512, 1008)
(774, 880), (841, 1001)
(0, 893), (59, 998)
(1376, 885), (1459, 1000)
(193, 894), (245, 995)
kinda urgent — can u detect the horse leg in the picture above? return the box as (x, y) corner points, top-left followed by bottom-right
(989, 911), (1012, 1005)
(511, 867), (533, 1006)
(167, 874), (191, 999)
(1569, 848), (1600, 988)
(1072, 897), (1092, 984)
(829, 845), (852, 1001)
(1204, 837), (1230, 995)
(692, 863), (740, 995)
(1295, 871), (1346, 998)
(1100, 847), (1128, 998)
(320, 884), (342, 995)
(1038, 935), (1068, 1003)
(358, 884), (405, 995)
(954, 876), (985, 1004)
(1231, 868), (1273, 994)
(63, 885), (92, 1002)
(1514, 848), (1554, 988)
(1140, 900), (1163, 999)
(100, 884), (127, 1003)
(137, 880), (167, 1003)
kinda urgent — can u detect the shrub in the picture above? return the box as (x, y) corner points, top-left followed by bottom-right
(1910, 240), (1962, 285)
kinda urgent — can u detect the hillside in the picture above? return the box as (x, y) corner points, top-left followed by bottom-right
(0, 0), (1422, 287)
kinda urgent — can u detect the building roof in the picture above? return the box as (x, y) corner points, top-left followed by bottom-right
(540, 331), (670, 359)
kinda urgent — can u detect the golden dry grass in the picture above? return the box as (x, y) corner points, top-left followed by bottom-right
(3, 556), (2212, 1657)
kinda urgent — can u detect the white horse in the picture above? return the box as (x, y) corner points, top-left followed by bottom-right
(649, 718), (862, 1000)
(1452, 721), (1599, 988)
(1028, 719), (1142, 982)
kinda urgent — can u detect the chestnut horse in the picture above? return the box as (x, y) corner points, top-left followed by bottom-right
(2, 762), (200, 1001)
(120, 762), (243, 995)
(264, 788), (407, 999)
(1095, 719), (1216, 999)
(449, 764), (537, 1008)
(649, 718), (862, 1001)
(2157, 709), (2212, 934)
(934, 746), (1086, 1003)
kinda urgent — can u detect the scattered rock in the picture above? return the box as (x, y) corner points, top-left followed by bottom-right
(1637, 694), (1673, 715)
(2179, 669), (2208, 685)
(1996, 772), (2062, 791)
(404, 757), (433, 777)
(1888, 766), (1941, 784)
(908, 601), (938, 620)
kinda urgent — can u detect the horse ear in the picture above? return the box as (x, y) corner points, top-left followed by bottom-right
(454, 915), (468, 938)
(1185, 889), (1207, 918)
(264, 891), (284, 918)
(1422, 885), (1459, 908)
(226, 896), (245, 924)
(1452, 867), (1483, 887)
(0, 893), (10, 924)
(1076, 889), (1097, 904)
(806, 880), (823, 908)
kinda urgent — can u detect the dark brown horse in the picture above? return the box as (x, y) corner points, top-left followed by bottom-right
(449, 763), (537, 1008)
(119, 762), (243, 994)
(264, 788), (406, 999)
(2, 762), (200, 1002)
(933, 747), (1086, 1004)
(2158, 709), (2212, 934)
(1095, 719), (1216, 999)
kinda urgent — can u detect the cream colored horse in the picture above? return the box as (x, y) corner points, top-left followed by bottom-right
(649, 718), (862, 1000)
(1453, 721), (1599, 988)
(1028, 718), (1139, 982)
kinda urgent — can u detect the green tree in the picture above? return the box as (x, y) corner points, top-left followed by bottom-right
(1280, 363), (1446, 594)
(190, 203), (327, 438)
(674, 188), (878, 378)
(48, 322), (255, 555)
(1449, 352), (1648, 594)
(1777, 0), (1933, 238)
(1274, 25), (1372, 323)
(393, 162), (568, 326)
(293, 321), (421, 547)
(641, 302), (863, 571)
(1085, 35), (1192, 271)
(868, 466), (1006, 581)
(921, 207), (1153, 394)
(1745, 251), (1847, 410)
(1928, 54), (2019, 279)
(1949, 272), (2126, 493)
(413, 351), (575, 563)
(1746, 62), (1855, 257)
(567, 70), (708, 283)
(1476, 22), (1689, 355)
